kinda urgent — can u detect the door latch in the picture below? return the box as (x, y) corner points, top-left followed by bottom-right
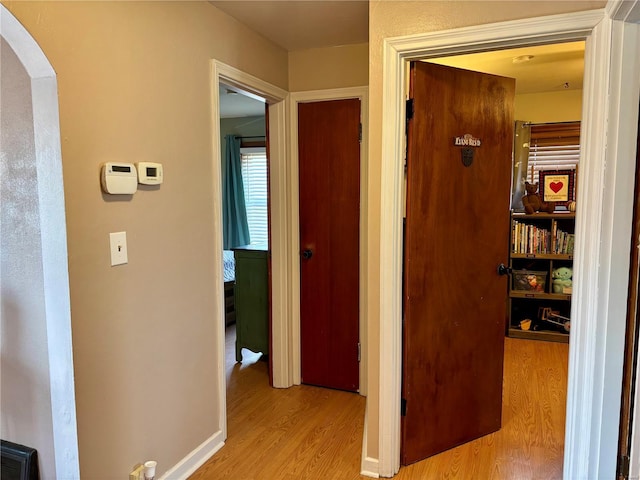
(497, 264), (512, 276)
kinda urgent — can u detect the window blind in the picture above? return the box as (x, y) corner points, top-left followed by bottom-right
(240, 148), (268, 246)
(528, 122), (581, 185)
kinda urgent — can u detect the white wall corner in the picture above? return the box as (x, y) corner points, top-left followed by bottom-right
(360, 405), (380, 478)
(361, 457), (380, 478)
(267, 98), (292, 389)
(158, 431), (224, 480)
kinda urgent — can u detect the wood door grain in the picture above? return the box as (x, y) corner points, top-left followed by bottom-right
(402, 61), (515, 464)
(298, 99), (360, 392)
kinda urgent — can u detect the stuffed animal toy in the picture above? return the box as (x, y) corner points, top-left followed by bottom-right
(552, 266), (573, 294)
(522, 181), (555, 214)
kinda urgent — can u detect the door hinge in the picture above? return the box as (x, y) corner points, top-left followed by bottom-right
(401, 398), (407, 417)
(358, 123), (362, 143)
(406, 98), (414, 120)
(619, 455), (630, 479)
(357, 342), (361, 362)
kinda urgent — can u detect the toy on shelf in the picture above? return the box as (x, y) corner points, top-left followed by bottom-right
(513, 270), (546, 292)
(552, 266), (573, 294)
(539, 307), (570, 332)
(519, 318), (533, 331)
(522, 181), (555, 214)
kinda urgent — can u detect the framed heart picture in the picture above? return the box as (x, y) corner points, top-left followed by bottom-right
(538, 169), (576, 208)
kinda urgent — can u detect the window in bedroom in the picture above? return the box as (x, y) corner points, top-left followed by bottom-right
(528, 121), (581, 185)
(240, 147), (268, 246)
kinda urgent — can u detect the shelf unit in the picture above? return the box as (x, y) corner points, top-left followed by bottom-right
(506, 212), (575, 343)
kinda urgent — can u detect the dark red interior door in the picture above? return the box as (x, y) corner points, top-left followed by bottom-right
(402, 61), (515, 464)
(298, 98), (360, 392)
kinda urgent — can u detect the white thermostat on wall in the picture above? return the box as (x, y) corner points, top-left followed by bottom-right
(101, 162), (137, 195)
(136, 162), (163, 185)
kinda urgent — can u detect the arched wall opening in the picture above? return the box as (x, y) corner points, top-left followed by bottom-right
(0, 6), (79, 479)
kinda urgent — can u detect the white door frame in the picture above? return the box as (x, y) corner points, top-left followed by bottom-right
(211, 61), (291, 441)
(377, 5), (640, 478)
(288, 87), (369, 396)
(614, 2), (640, 477)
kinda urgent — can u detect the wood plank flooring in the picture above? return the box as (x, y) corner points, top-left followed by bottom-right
(190, 328), (568, 480)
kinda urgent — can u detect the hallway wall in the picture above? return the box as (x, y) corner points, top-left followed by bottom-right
(3, 1), (288, 477)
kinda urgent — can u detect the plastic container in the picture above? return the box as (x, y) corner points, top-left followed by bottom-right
(512, 270), (547, 292)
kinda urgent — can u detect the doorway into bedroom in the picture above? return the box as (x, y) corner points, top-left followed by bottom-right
(399, 41), (583, 472)
(219, 82), (271, 385)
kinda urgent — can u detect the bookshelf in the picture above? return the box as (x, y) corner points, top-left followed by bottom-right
(506, 212), (575, 343)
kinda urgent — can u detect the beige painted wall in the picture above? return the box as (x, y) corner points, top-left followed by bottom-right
(516, 90), (583, 123)
(367, 0), (606, 460)
(3, 1), (287, 477)
(289, 43), (368, 91)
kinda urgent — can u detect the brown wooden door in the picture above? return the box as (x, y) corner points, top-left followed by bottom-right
(402, 61), (515, 464)
(298, 99), (360, 392)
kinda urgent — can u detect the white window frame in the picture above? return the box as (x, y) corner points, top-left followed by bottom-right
(240, 146), (268, 246)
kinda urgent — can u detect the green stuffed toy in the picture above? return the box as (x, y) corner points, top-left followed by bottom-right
(552, 267), (573, 294)
(522, 181), (555, 214)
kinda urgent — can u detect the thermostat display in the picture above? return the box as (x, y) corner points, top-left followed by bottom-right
(136, 162), (163, 185)
(101, 162), (137, 195)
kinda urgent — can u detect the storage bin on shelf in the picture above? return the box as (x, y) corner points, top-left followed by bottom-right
(512, 270), (547, 293)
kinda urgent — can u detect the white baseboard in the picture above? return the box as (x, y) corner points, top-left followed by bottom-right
(361, 456), (380, 478)
(158, 430), (225, 480)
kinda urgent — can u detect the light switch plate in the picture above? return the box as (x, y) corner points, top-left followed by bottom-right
(110, 231), (128, 266)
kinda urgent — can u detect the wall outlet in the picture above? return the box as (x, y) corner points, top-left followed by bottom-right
(129, 464), (144, 480)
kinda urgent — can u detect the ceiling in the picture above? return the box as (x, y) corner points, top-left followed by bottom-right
(219, 84), (265, 119)
(212, 1), (584, 117)
(429, 41), (585, 95)
(210, 1), (369, 52)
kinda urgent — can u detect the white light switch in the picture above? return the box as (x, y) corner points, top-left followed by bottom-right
(110, 231), (128, 266)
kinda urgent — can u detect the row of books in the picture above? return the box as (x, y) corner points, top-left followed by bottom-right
(555, 230), (575, 255)
(512, 221), (575, 255)
(512, 221), (549, 254)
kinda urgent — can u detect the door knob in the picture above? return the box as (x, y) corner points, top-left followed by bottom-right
(301, 249), (313, 260)
(497, 264), (512, 276)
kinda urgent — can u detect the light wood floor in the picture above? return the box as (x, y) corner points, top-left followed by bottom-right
(190, 327), (568, 480)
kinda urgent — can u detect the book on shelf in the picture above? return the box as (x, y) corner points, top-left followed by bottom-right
(512, 218), (574, 256)
(553, 229), (574, 255)
(511, 220), (551, 254)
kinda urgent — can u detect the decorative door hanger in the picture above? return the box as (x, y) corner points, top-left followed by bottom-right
(453, 134), (482, 167)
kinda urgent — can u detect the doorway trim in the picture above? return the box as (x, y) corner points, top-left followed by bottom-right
(377, 7), (639, 478)
(211, 61), (290, 440)
(1, 6), (80, 479)
(610, 1), (640, 476)
(288, 86), (369, 395)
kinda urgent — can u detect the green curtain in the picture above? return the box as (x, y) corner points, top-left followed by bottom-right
(222, 135), (250, 249)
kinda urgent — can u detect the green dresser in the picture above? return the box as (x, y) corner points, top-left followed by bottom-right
(233, 244), (269, 362)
